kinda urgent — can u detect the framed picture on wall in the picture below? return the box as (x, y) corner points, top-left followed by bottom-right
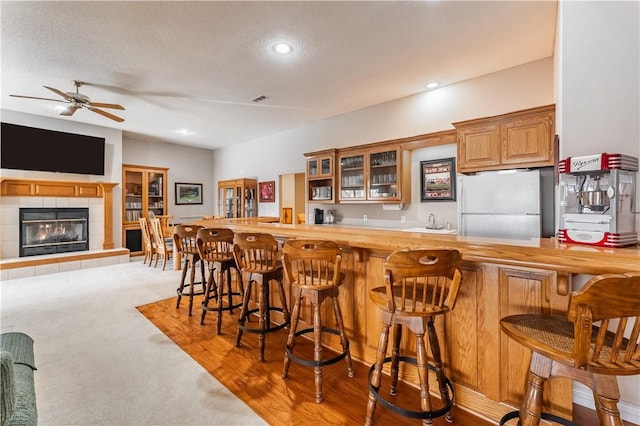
(259, 181), (275, 203)
(420, 158), (456, 201)
(175, 182), (203, 205)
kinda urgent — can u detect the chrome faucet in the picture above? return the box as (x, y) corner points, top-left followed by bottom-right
(427, 213), (436, 229)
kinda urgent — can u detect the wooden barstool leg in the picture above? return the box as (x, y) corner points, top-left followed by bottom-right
(200, 264), (215, 324)
(283, 290), (303, 380)
(520, 352), (552, 426)
(236, 274), (252, 348)
(188, 257), (197, 316)
(366, 319), (391, 426)
(258, 278), (268, 362)
(390, 323), (402, 395)
(176, 259), (189, 308)
(216, 267), (226, 334)
(593, 375), (623, 426)
(312, 299), (323, 403)
(331, 292), (354, 378)
(415, 332), (433, 425)
(276, 273), (290, 324)
(427, 317), (453, 422)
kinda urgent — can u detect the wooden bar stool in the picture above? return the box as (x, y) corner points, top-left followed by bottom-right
(499, 272), (640, 426)
(233, 232), (290, 361)
(196, 227), (244, 334)
(173, 224), (205, 316)
(366, 249), (462, 425)
(281, 239), (354, 403)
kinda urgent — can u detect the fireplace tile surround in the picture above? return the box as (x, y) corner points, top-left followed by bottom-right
(0, 178), (129, 280)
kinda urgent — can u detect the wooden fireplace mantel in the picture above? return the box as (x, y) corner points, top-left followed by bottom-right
(0, 178), (118, 250)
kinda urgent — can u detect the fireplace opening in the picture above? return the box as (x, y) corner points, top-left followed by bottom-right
(19, 208), (89, 257)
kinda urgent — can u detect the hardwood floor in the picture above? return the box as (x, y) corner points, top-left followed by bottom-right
(137, 296), (636, 426)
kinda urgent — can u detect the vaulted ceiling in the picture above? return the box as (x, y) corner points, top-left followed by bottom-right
(1, 1), (557, 150)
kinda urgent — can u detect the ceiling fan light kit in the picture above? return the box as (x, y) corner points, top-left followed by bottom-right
(10, 80), (126, 122)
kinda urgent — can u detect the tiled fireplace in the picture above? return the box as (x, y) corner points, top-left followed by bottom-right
(0, 178), (129, 280)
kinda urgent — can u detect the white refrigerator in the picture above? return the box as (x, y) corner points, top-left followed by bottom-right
(457, 168), (555, 239)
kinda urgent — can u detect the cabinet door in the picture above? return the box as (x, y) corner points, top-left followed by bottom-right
(146, 171), (164, 218)
(124, 169), (143, 223)
(457, 124), (501, 172)
(338, 153), (366, 201)
(502, 112), (553, 167)
(368, 148), (400, 200)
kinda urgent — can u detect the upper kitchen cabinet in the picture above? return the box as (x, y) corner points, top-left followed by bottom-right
(454, 104), (555, 173)
(305, 149), (336, 203)
(338, 145), (411, 203)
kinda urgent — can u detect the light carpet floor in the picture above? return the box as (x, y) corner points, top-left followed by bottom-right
(0, 259), (267, 426)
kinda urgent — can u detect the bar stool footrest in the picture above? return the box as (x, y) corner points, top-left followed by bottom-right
(238, 307), (289, 334)
(202, 291), (243, 312)
(368, 355), (454, 420)
(285, 326), (349, 368)
(499, 410), (578, 426)
(176, 281), (205, 298)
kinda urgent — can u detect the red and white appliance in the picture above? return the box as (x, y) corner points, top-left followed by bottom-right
(558, 153), (638, 247)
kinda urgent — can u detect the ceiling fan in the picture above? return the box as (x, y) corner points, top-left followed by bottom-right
(10, 80), (125, 122)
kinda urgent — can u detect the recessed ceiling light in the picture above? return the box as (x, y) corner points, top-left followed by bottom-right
(273, 43), (293, 54)
(426, 82), (439, 89)
(175, 129), (193, 136)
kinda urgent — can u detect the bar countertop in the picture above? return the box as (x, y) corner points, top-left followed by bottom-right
(188, 219), (640, 275)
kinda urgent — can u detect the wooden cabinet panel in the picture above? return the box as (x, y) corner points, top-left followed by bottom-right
(502, 112), (553, 166)
(217, 178), (257, 218)
(498, 266), (572, 418)
(457, 124), (501, 171)
(454, 104), (555, 173)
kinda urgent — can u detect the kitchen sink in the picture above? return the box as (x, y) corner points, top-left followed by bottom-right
(400, 227), (457, 235)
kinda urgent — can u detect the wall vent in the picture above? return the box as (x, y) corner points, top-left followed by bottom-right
(251, 95), (267, 103)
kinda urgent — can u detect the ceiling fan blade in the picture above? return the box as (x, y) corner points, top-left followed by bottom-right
(10, 94), (68, 103)
(60, 105), (79, 116)
(87, 106), (124, 123)
(88, 102), (125, 110)
(44, 86), (73, 101)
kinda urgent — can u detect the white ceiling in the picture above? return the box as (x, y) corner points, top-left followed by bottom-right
(1, 1), (557, 151)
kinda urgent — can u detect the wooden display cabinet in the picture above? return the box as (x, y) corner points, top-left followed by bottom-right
(218, 178), (258, 218)
(454, 104), (555, 173)
(305, 149), (336, 203)
(122, 164), (168, 254)
(338, 145), (410, 203)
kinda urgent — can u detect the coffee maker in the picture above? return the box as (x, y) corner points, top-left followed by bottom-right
(558, 153), (638, 247)
(314, 208), (324, 225)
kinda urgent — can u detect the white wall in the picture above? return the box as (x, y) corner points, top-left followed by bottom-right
(122, 137), (215, 223)
(213, 57), (554, 225)
(556, 1), (640, 419)
(0, 109), (123, 248)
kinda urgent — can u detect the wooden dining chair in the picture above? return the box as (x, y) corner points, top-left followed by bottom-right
(138, 217), (156, 266)
(149, 217), (173, 270)
(500, 272), (640, 426)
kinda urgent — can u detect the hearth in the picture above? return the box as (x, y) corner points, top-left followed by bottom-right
(19, 208), (89, 257)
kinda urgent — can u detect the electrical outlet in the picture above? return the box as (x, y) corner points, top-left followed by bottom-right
(363, 214), (368, 222)
(400, 215), (406, 223)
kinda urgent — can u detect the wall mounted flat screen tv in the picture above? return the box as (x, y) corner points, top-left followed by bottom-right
(1, 122), (106, 175)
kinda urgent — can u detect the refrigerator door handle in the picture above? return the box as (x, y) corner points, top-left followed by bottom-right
(459, 179), (464, 235)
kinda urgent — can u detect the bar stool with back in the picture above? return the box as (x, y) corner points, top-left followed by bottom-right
(499, 272), (640, 426)
(281, 239), (354, 403)
(196, 227), (244, 334)
(366, 248), (462, 425)
(233, 232), (290, 361)
(173, 224), (206, 316)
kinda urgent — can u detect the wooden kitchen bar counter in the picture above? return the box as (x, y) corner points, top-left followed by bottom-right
(186, 218), (640, 423)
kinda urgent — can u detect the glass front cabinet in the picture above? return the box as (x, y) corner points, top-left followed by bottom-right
(217, 178), (258, 218)
(122, 164), (169, 254)
(305, 149), (336, 203)
(338, 146), (410, 203)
